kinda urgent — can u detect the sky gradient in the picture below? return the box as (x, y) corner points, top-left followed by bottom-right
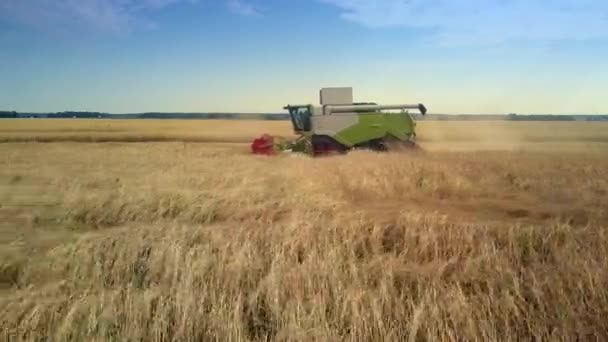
(1, 0), (607, 114)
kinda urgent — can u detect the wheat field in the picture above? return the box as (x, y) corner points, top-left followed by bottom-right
(1, 119), (608, 341)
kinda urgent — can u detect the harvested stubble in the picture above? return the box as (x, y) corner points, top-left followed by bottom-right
(0, 127), (608, 341)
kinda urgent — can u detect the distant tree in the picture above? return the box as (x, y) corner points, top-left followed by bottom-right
(0, 111), (17, 118)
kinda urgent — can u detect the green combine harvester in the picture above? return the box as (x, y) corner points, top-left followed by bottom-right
(250, 87), (427, 156)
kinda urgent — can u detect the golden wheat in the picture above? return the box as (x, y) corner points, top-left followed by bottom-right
(1, 118), (608, 154)
(1, 120), (608, 341)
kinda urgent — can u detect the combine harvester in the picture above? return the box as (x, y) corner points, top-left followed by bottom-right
(251, 87), (427, 156)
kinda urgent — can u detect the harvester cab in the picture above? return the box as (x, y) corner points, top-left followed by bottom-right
(284, 105), (312, 133)
(251, 87), (427, 156)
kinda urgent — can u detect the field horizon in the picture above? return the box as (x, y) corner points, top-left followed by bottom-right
(1, 119), (608, 341)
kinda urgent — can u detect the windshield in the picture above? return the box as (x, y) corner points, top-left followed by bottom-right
(286, 106), (312, 132)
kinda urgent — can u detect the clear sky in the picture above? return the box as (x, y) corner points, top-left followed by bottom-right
(1, 0), (607, 114)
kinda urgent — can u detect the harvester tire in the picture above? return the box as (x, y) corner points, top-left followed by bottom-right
(376, 136), (423, 153)
(311, 135), (347, 156)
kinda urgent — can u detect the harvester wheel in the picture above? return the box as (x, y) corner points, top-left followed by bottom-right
(361, 136), (423, 153)
(368, 139), (389, 152)
(311, 135), (347, 156)
(353, 138), (390, 152)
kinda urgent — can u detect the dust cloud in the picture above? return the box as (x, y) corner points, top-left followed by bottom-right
(416, 120), (573, 153)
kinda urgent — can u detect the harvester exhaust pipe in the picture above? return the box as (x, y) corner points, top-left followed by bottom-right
(324, 103), (427, 115)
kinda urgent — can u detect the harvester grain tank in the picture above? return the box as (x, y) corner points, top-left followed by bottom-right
(251, 87), (427, 156)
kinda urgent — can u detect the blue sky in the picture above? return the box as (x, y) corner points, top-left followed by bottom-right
(0, 0), (607, 114)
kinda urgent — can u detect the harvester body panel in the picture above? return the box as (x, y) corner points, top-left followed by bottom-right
(331, 111), (417, 147)
(311, 111), (417, 147)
